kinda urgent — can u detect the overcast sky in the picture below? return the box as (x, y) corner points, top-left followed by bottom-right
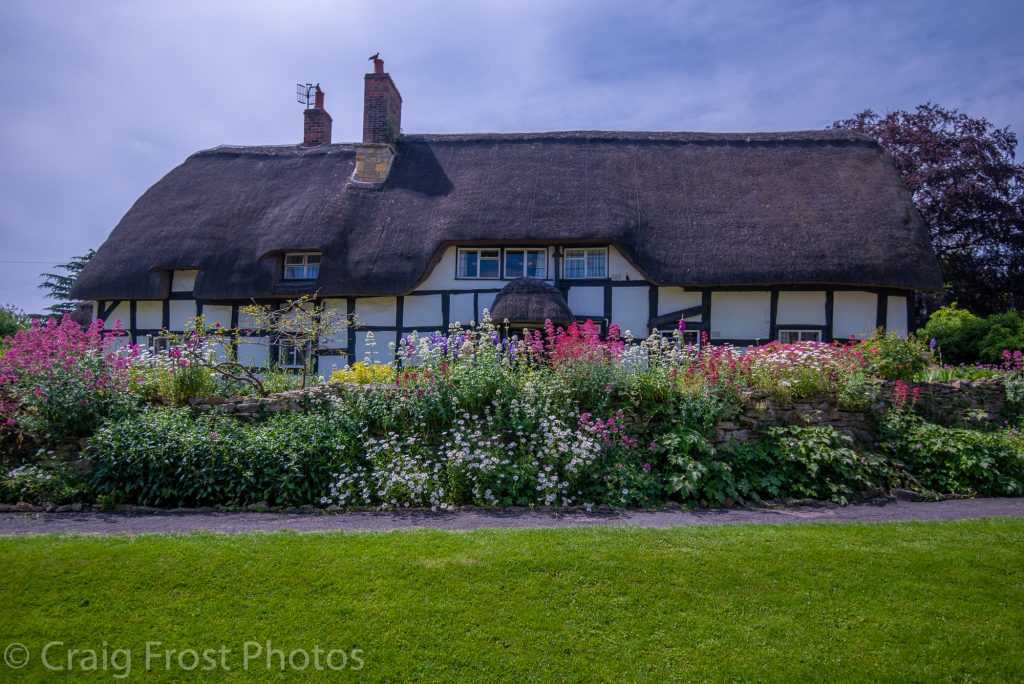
(1, 0), (1021, 313)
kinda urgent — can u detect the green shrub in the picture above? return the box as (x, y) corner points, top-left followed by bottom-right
(87, 403), (365, 507)
(918, 305), (1024, 365)
(0, 304), (30, 340)
(881, 412), (1024, 496)
(0, 462), (88, 504)
(858, 330), (930, 380)
(977, 311), (1024, 363)
(719, 426), (896, 505)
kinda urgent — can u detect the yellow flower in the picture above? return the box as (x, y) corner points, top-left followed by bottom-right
(330, 362), (395, 384)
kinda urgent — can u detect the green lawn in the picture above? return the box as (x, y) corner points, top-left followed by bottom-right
(1, 521), (1022, 682)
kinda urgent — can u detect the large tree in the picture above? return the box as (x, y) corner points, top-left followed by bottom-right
(37, 249), (95, 316)
(832, 103), (1024, 314)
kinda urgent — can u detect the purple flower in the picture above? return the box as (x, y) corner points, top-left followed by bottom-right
(929, 338), (938, 348)
(678, 319), (686, 332)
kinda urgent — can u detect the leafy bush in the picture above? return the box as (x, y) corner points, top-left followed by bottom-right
(0, 462), (88, 505)
(918, 304), (1024, 364)
(880, 412), (1024, 496)
(718, 426), (896, 505)
(88, 404), (365, 507)
(978, 311), (1024, 363)
(857, 330), (930, 381)
(0, 304), (30, 340)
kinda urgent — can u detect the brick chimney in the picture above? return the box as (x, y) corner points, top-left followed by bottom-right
(302, 85), (332, 146)
(354, 57), (401, 184)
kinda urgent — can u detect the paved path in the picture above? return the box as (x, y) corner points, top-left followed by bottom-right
(1, 498), (1022, 535)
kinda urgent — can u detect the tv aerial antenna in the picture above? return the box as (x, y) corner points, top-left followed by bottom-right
(296, 82), (319, 109)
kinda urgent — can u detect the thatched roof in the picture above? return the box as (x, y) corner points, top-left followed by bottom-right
(71, 130), (942, 300)
(490, 278), (573, 325)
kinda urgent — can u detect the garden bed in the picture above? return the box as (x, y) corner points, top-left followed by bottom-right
(2, 314), (1022, 512)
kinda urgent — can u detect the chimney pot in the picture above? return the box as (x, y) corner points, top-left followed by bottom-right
(362, 61), (402, 145)
(302, 85), (332, 146)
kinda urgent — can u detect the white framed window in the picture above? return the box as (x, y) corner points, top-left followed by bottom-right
(279, 339), (311, 369)
(778, 329), (823, 344)
(503, 249), (547, 279)
(149, 336), (171, 354)
(563, 247), (608, 279)
(284, 253), (321, 280)
(659, 329), (702, 347)
(457, 248), (501, 279)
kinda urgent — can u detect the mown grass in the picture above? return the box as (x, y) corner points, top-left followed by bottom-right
(1, 520), (1022, 682)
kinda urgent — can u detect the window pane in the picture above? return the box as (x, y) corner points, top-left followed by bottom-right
(481, 249), (500, 258)
(285, 265), (304, 279)
(504, 250), (524, 278)
(285, 254), (304, 265)
(306, 254), (321, 264)
(586, 249), (607, 277)
(564, 253), (585, 279)
(459, 251), (478, 278)
(526, 250), (546, 278)
(800, 330), (821, 341)
(306, 264), (320, 279)
(779, 331), (799, 344)
(479, 255), (500, 278)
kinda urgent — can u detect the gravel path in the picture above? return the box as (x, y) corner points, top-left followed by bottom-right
(1, 498), (1022, 535)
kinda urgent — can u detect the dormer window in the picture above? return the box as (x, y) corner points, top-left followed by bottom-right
(563, 247), (608, 279)
(284, 253), (321, 280)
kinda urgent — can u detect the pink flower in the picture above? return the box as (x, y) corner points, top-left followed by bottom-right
(642, 463), (652, 472)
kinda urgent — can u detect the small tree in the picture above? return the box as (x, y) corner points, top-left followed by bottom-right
(240, 295), (351, 389)
(38, 250), (95, 316)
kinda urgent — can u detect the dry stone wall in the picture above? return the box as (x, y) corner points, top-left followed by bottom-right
(190, 378), (1008, 446)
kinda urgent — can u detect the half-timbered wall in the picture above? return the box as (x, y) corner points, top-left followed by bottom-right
(94, 256), (916, 376)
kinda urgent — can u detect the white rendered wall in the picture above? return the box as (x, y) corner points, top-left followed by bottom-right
(403, 294), (443, 330)
(887, 296), (909, 336)
(477, 292), (497, 323)
(203, 305), (232, 329)
(168, 300), (196, 331)
(317, 355), (347, 376)
(612, 287), (650, 337)
(105, 301), (130, 329)
(322, 299), (349, 348)
(657, 287), (702, 317)
(356, 330), (395, 363)
(567, 287), (604, 318)
(833, 291), (878, 340)
(136, 301), (162, 329)
(710, 292), (771, 340)
(606, 248), (646, 281)
(237, 336), (269, 367)
(355, 297), (397, 327)
(171, 270), (199, 292)
(449, 293), (475, 326)
(776, 291), (827, 325)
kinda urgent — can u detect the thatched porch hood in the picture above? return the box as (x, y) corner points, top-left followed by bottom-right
(71, 130), (943, 301)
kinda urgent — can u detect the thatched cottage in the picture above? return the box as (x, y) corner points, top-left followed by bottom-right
(71, 58), (942, 374)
